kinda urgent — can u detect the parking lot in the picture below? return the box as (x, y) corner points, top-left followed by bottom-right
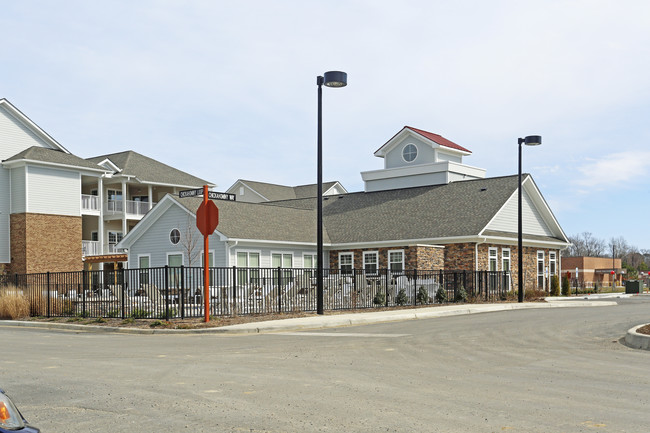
(1, 297), (649, 432)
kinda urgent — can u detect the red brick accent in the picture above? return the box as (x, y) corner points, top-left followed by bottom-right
(9, 213), (83, 274)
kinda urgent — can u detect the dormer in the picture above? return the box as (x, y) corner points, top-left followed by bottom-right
(361, 126), (486, 192)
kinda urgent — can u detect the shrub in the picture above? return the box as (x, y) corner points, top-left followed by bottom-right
(395, 289), (408, 306)
(0, 285), (30, 319)
(106, 309), (120, 318)
(454, 286), (468, 303)
(435, 287), (448, 304)
(130, 308), (150, 319)
(561, 275), (571, 296)
(373, 290), (386, 305)
(550, 275), (560, 297)
(159, 307), (177, 319)
(416, 287), (431, 304)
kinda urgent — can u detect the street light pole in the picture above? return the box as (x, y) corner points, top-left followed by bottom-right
(518, 135), (542, 303)
(316, 71), (347, 315)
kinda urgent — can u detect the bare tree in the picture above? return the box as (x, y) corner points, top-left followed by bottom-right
(608, 236), (631, 259)
(567, 232), (606, 257)
(180, 215), (201, 266)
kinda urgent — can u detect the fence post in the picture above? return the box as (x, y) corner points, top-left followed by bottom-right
(46, 271), (51, 318)
(232, 266), (237, 316)
(163, 265), (169, 321)
(413, 268), (418, 306)
(180, 265), (185, 320)
(277, 267), (282, 314)
(82, 269), (87, 316)
(384, 269), (389, 307)
(121, 268), (126, 319)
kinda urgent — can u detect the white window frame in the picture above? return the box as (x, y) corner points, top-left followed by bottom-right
(537, 250), (545, 290)
(488, 247), (498, 272)
(303, 253), (317, 269)
(402, 143), (418, 163)
(363, 251), (379, 275)
(138, 254), (151, 287)
(502, 248), (511, 290)
(166, 252), (184, 288)
(549, 251), (557, 276)
(169, 228), (181, 245)
(236, 250), (261, 285)
(388, 249), (405, 274)
(339, 252), (354, 274)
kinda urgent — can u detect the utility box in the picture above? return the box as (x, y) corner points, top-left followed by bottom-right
(625, 280), (642, 294)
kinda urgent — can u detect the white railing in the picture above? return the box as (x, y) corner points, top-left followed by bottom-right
(105, 200), (155, 217)
(82, 240), (101, 257)
(81, 194), (100, 212)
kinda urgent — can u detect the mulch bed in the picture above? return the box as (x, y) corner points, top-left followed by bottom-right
(636, 324), (650, 335)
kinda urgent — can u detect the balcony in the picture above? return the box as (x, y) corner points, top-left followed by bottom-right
(82, 241), (124, 257)
(104, 199), (155, 220)
(81, 194), (101, 215)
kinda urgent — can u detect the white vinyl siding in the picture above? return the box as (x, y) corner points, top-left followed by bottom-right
(126, 205), (226, 269)
(0, 106), (57, 161)
(9, 167), (26, 213)
(26, 165), (80, 216)
(486, 189), (554, 237)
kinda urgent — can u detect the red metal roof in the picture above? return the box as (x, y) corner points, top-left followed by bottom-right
(404, 126), (471, 153)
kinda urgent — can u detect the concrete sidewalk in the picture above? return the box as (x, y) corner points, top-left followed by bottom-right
(0, 299), (616, 335)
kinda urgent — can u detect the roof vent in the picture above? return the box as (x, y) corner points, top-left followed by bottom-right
(480, 187), (487, 192)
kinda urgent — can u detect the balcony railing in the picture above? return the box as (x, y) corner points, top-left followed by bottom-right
(82, 241), (124, 257)
(81, 194), (100, 212)
(82, 240), (101, 257)
(105, 200), (155, 217)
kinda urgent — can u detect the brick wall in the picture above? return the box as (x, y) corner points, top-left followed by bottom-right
(444, 243), (475, 271)
(10, 213), (83, 274)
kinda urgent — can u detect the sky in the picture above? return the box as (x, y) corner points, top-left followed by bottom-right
(1, 0), (649, 250)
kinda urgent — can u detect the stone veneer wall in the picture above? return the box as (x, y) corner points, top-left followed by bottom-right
(329, 245), (444, 270)
(444, 243), (476, 271)
(10, 213), (83, 274)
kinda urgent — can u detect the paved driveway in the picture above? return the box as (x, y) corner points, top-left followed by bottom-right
(1, 297), (648, 432)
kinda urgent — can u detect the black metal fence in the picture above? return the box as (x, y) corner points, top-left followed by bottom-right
(0, 267), (510, 320)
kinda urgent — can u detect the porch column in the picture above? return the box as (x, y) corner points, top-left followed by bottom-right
(148, 185), (153, 211)
(98, 176), (104, 271)
(121, 179), (127, 236)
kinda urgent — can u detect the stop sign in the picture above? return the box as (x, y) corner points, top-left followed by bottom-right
(196, 199), (219, 236)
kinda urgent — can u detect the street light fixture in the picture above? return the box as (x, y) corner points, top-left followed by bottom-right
(317, 71), (347, 315)
(518, 135), (541, 303)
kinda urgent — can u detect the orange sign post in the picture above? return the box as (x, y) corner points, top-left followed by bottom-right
(195, 185), (219, 322)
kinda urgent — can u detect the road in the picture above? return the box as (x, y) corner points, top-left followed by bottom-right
(1, 298), (649, 432)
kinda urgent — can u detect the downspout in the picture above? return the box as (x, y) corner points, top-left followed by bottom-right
(475, 236), (488, 271)
(227, 240), (238, 267)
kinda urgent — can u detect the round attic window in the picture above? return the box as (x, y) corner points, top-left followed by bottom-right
(402, 143), (418, 162)
(170, 228), (181, 245)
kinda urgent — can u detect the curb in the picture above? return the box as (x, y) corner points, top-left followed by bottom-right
(624, 323), (650, 350)
(0, 300), (617, 335)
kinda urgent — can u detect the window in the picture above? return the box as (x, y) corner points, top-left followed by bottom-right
(363, 251), (378, 275)
(139, 255), (150, 285)
(402, 143), (418, 162)
(502, 248), (511, 290)
(339, 252), (353, 274)
(107, 189), (122, 201)
(537, 251), (545, 290)
(108, 231), (123, 244)
(303, 254), (317, 278)
(388, 250), (404, 274)
(170, 228), (181, 245)
(237, 251), (260, 285)
(549, 251), (557, 276)
(489, 248), (498, 272)
(272, 253), (293, 284)
(91, 231), (98, 242)
(167, 253), (183, 288)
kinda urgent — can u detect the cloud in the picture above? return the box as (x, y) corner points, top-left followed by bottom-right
(575, 151), (650, 191)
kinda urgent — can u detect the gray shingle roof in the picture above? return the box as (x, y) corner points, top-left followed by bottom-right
(3, 146), (106, 171)
(87, 150), (212, 187)
(239, 180), (339, 201)
(173, 175), (565, 246)
(175, 196), (319, 243)
(268, 175), (559, 245)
